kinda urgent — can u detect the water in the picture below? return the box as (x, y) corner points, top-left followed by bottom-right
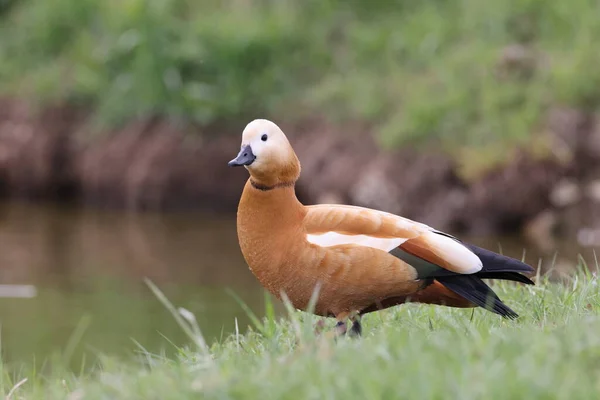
(0, 202), (265, 370)
(0, 201), (593, 369)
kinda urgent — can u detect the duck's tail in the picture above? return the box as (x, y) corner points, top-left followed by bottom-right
(436, 243), (534, 319)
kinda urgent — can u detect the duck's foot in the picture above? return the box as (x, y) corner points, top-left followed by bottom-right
(332, 312), (362, 338)
(349, 317), (362, 337)
(335, 320), (348, 337)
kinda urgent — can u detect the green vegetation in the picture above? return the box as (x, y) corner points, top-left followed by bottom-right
(1, 0), (600, 168)
(2, 269), (600, 399)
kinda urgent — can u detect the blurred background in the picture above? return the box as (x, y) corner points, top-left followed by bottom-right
(1, 0), (599, 370)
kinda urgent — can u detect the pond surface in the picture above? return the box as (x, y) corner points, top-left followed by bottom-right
(0, 201), (594, 370)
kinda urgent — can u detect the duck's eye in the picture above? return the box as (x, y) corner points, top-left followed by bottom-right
(261, 134), (268, 142)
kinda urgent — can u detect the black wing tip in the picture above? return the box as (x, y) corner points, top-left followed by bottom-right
(463, 243), (535, 274)
(483, 297), (520, 319)
(501, 310), (519, 320)
(437, 275), (521, 319)
(477, 271), (536, 286)
(496, 302), (520, 319)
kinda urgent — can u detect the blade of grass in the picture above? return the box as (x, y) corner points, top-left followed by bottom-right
(144, 278), (210, 358)
(226, 288), (264, 334)
(263, 291), (277, 337)
(62, 314), (92, 367)
(5, 378), (27, 400)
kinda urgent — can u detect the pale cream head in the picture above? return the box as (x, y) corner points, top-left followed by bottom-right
(228, 119), (301, 187)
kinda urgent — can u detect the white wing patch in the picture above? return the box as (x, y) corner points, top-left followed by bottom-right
(424, 231), (483, 274)
(306, 231), (406, 252)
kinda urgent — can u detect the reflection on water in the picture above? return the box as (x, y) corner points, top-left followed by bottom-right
(0, 201), (595, 369)
(0, 201), (265, 370)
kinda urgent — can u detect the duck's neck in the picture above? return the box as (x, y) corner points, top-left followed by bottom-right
(236, 178), (306, 261)
(249, 178), (295, 192)
(238, 178), (305, 228)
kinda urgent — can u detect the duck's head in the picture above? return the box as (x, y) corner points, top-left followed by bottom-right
(228, 119), (301, 188)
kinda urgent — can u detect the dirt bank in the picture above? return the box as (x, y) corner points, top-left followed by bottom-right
(0, 99), (598, 239)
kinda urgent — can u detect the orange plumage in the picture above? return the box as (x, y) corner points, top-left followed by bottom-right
(229, 119), (534, 335)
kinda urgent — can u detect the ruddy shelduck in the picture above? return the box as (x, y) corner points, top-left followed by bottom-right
(229, 119), (534, 335)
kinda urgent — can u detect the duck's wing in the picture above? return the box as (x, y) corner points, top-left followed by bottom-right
(304, 204), (482, 275)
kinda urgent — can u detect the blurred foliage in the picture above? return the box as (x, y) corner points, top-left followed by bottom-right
(0, 0), (600, 161)
(0, 0), (17, 15)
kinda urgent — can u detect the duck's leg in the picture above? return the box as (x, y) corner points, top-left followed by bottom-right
(349, 314), (362, 337)
(335, 320), (348, 336)
(334, 312), (349, 337)
(334, 311), (363, 337)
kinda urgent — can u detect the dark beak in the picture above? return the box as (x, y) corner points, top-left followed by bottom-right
(228, 145), (256, 167)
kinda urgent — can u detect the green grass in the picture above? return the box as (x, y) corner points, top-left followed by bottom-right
(1, 0), (600, 172)
(2, 267), (600, 399)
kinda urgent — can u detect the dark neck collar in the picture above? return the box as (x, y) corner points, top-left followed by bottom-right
(250, 179), (296, 191)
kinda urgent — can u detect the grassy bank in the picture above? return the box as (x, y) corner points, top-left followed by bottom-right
(2, 270), (600, 399)
(1, 0), (600, 170)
